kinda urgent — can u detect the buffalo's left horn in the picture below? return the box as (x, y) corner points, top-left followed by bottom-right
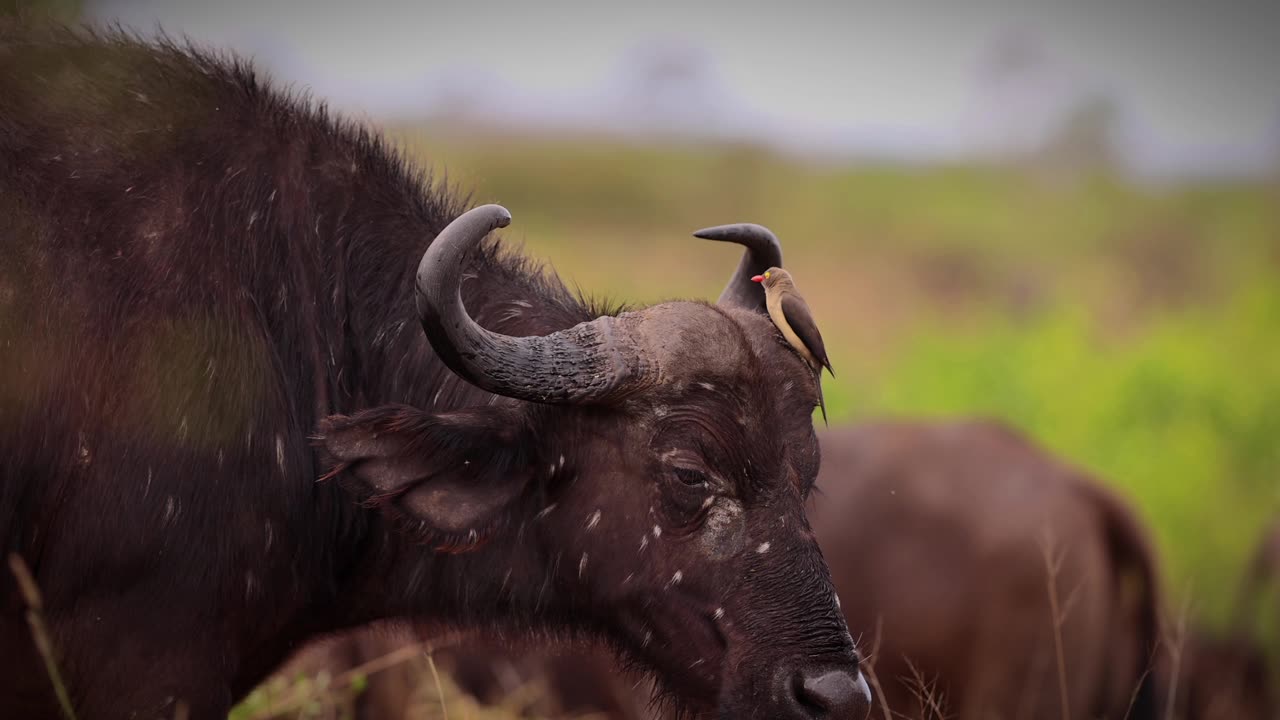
(693, 223), (783, 312)
(415, 204), (648, 405)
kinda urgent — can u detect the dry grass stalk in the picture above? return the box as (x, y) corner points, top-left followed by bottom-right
(860, 615), (895, 720)
(244, 631), (474, 720)
(903, 658), (947, 720)
(8, 553), (78, 720)
(1162, 589), (1192, 720)
(1121, 664), (1155, 720)
(424, 641), (450, 720)
(1039, 531), (1072, 720)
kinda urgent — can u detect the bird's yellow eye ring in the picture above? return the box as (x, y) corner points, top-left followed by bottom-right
(764, 271), (771, 279)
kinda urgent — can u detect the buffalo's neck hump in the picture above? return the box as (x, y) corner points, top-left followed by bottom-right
(0, 27), (599, 702)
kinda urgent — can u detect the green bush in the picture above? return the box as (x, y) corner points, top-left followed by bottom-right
(836, 283), (1280, 625)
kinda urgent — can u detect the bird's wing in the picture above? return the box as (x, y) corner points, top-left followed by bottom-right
(815, 371), (828, 426)
(781, 293), (834, 376)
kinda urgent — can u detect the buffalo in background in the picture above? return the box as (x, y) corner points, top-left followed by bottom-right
(1175, 520), (1280, 720)
(813, 420), (1160, 720)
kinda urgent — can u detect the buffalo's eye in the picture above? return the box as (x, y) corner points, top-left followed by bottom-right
(659, 462), (716, 531)
(673, 466), (710, 489)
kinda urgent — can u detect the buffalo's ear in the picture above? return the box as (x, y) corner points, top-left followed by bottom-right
(318, 405), (534, 540)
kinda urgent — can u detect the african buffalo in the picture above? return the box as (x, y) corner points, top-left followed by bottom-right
(312, 420), (1165, 720)
(1174, 521), (1278, 720)
(283, 630), (645, 719)
(0, 23), (867, 720)
(439, 638), (645, 719)
(813, 420), (1161, 720)
(272, 626), (637, 719)
(1178, 630), (1273, 720)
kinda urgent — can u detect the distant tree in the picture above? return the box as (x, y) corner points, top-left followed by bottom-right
(609, 42), (741, 140)
(1037, 95), (1122, 177)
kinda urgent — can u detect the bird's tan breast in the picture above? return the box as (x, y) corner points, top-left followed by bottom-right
(766, 291), (817, 368)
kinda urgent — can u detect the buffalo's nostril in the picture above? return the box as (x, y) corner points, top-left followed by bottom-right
(792, 668), (872, 719)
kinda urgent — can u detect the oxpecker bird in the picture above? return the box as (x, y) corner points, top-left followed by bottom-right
(753, 267), (833, 423)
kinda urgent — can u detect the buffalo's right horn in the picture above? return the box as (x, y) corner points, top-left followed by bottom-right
(415, 204), (649, 405)
(693, 223), (783, 313)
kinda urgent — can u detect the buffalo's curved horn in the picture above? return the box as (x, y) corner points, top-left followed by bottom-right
(693, 223), (783, 312)
(416, 204), (647, 405)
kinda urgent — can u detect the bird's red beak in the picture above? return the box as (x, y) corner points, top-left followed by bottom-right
(751, 275), (765, 283)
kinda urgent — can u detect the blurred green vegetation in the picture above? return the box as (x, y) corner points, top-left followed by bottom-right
(397, 125), (1280, 628)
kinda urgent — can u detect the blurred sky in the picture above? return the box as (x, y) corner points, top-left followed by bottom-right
(89, 0), (1280, 180)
